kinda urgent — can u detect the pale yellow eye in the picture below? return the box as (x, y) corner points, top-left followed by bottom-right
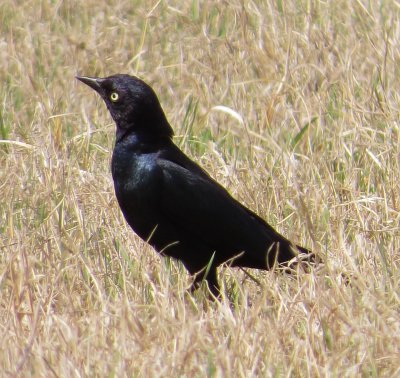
(110, 92), (119, 102)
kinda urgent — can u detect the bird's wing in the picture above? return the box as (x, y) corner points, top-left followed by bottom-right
(158, 144), (275, 230)
(156, 155), (282, 257)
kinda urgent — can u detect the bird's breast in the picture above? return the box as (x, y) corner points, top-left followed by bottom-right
(111, 149), (161, 234)
(112, 151), (159, 196)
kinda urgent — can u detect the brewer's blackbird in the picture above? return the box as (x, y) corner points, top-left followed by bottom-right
(77, 74), (313, 297)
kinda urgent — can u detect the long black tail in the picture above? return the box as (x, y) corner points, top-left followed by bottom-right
(294, 244), (320, 266)
(295, 244), (312, 255)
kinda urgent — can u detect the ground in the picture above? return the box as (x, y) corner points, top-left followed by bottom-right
(0, 1), (399, 376)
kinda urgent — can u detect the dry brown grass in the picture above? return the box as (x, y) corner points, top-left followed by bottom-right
(1, 0), (399, 376)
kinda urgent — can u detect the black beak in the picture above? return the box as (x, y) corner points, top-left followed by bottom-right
(76, 76), (103, 93)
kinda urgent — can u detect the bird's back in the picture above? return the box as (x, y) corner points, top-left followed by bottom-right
(77, 73), (313, 295)
(112, 134), (297, 272)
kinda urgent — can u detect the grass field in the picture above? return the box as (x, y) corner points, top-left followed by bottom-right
(1, 0), (399, 376)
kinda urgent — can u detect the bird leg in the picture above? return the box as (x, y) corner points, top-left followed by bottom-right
(190, 267), (221, 299)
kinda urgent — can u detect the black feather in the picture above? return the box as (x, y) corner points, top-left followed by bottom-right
(77, 74), (315, 297)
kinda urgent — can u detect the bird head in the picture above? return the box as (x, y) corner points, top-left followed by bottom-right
(76, 74), (173, 140)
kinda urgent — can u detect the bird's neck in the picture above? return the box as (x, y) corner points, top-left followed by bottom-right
(116, 115), (174, 144)
(111, 130), (172, 183)
(115, 128), (172, 153)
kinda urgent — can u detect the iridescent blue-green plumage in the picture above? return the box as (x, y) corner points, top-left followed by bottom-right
(77, 74), (313, 296)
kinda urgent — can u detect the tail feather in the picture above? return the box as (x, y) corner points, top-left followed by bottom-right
(295, 244), (312, 256)
(294, 244), (321, 267)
